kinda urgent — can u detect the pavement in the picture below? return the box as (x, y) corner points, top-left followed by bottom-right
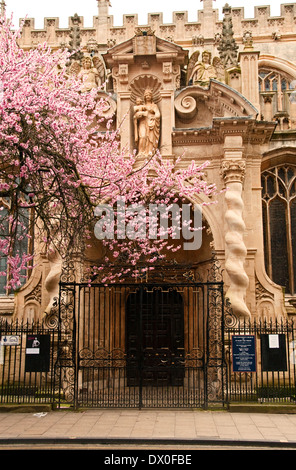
(0, 406), (296, 450)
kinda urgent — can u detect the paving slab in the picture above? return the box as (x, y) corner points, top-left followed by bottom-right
(0, 408), (295, 449)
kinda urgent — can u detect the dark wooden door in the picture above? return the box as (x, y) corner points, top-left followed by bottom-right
(126, 287), (184, 386)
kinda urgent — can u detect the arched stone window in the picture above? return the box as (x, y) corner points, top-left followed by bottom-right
(259, 64), (296, 128)
(261, 164), (296, 294)
(259, 69), (291, 109)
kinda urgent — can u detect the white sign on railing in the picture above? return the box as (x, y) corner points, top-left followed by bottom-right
(1, 335), (20, 346)
(0, 335), (20, 365)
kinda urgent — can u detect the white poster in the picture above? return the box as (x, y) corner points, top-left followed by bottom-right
(269, 334), (279, 349)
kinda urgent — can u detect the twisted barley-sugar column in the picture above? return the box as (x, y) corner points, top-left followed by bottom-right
(44, 246), (63, 317)
(221, 160), (251, 319)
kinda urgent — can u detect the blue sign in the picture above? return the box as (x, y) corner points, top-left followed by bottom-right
(232, 335), (256, 373)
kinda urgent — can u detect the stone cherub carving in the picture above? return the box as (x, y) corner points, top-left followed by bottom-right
(188, 51), (225, 87)
(133, 88), (161, 156)
(133, 98), (145, 145)
(69, 55), (105, 92)
(78, 56), (100, 92)
(190, 51), (217, 86)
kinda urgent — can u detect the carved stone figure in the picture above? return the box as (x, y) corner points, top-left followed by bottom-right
(133, 98), (145, 144)
(190, 51), (217, 87)
(133, 88), (160, 156)
(68, 55), (106, 92)
(78, 56), (100, 92)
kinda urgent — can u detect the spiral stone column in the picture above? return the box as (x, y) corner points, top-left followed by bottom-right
(44, 247), (63, 317)
(221, 159), (251, 319)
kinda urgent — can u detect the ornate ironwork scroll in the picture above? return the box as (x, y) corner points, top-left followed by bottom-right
(53, 256), (78, 407)
(203, 256), (227, 404)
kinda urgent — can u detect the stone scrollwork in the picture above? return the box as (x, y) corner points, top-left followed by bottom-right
(134, 27), (155, 37)
(255, 275), (274, 302)
(174, 93), (198, 122)
(96, 91), (117, 120)
(221, 159), (251, 319)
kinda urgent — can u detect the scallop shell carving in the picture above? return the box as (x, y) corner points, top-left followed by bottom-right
(130, 75), (162, 103)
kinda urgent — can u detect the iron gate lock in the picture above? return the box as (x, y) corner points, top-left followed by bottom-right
(25, 334), (51, 372)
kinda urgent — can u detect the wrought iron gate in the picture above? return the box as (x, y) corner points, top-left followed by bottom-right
(55, 267), (227, 409)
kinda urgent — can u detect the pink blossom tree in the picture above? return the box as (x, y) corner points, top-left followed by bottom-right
(0, 15), (218, 291)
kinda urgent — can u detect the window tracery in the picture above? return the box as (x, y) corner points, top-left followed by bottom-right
(261, 164), (296, 294)
(259, 67), (296, 128)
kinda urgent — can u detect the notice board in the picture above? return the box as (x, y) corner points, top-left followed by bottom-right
(232, 335), (256, 372)
(261, 334), (287, 372)
(25, 334), (51, 372)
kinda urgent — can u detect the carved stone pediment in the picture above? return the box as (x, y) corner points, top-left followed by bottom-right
(174, 80), (258, 128)
(103, 34), (188, 68)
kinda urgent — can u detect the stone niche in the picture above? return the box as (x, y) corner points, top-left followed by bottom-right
(103, 30), (188, 157)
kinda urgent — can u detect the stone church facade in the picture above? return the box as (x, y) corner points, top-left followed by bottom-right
(3, 0), (296, 323)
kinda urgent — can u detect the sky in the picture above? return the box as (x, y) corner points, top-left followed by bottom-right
(5, 0), (283, 29)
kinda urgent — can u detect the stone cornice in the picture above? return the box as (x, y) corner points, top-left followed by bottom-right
(172, 118), (276, 146)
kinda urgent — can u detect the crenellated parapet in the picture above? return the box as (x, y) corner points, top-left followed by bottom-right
(18, 16), (99, 51)
(16, 3), (296, 56)
(231, 4), (296, 39)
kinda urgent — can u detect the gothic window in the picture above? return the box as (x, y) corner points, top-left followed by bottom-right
(0, 200), (31, 296)
(259, 69), (294, 114)
(261, 164), (296, 294)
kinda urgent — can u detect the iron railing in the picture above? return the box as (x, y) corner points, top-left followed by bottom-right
(0, 320), (59, 405)
(225, 318), (296, 404)
(1, 309), (295, 408)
